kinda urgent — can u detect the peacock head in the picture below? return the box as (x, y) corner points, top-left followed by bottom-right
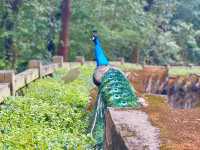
(91, 30), (98, 44)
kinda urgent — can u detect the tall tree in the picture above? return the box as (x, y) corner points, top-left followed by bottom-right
(4, 0), (22, 69)
(58, 0), (71, 61)
(0, 0), (62, 71)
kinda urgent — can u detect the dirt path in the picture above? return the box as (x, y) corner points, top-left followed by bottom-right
(142, 94), (200, 150)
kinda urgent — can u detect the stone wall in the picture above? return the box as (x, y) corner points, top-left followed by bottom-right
(104, 108), (160, 150)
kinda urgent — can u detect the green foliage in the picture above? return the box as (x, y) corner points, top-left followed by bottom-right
(0, 58), (9, 69)
(0, 66), (95, 149)
(171, 21), (200, 63)
(70, 0), (155, 62)
(174, 0), (200, 29)
(70, 0), (200, 65)
(143, 0), (200, 65)
(0, 0), (61, 70)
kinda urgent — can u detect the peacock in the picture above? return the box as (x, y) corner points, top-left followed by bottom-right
(90, 31), (139, 149)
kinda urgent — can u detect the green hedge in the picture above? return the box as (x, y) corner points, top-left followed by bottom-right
(0, 66), (95, 149)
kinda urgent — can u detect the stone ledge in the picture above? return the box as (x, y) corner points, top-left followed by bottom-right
(104, 108), (160, 150)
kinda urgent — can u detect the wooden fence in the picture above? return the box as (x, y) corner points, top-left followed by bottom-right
(0, 56), (84, 102)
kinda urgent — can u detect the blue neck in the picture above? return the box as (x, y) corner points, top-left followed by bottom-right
(92, 36), (109, 66)
(93, 36), (101, 46)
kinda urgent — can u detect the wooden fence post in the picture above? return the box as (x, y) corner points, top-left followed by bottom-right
(165, 64), (170, 72)
(117, 57), (125, 65)
(28, 60), (43, 78)
(76, 56), (85, 65)
(53, 56), (64, 67)
(0, 70), (15, 95)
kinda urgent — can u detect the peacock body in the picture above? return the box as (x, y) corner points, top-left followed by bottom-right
(90, 31), (139, 149)
(99, 68), (139, 108)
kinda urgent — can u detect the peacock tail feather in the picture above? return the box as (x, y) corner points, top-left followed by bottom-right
(91, 67), (139, 149)
(99, 68), (139, 108)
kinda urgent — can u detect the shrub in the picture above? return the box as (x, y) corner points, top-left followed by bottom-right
(0, 66), (95, 149)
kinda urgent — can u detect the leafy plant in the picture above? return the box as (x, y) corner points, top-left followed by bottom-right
(0, 66), (95, 149)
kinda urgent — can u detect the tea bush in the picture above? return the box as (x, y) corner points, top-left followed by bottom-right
(0, 66), (95, 149)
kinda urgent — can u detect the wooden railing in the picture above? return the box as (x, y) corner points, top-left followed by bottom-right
(0, 56), (84, 102)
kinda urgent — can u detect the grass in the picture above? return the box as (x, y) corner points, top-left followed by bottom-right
(119, 63), (200, 76)
(169, 66), (200, 76)
(115, 63), (143, 70)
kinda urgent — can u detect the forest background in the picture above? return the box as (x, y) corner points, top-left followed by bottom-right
(0, 0), (200, 71)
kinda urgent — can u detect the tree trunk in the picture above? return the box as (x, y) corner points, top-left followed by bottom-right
(58, 0), (71, 61)
(11, 48), (17, 69)
(132, 47), (140, 63)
